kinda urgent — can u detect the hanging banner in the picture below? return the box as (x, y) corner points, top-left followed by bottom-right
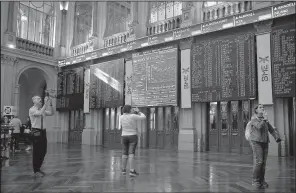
(181, 49), (191, 108)
(125, 60), (133, 105)
(256, 33), (273, 104)
(84, 68), (90, 113)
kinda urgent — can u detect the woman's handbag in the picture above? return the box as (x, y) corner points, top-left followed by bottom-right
(31, 129), (41, 137)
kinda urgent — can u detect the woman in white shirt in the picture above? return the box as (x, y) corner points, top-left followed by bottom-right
(119, 105), (146, 177)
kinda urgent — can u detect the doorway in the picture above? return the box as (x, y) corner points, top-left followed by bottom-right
(288, 98), (294, 157)
(68, 109), (84, 144)
(148, 106), (179, 150)
(18, 68), (48, 123)
(208, 100), (254, 154)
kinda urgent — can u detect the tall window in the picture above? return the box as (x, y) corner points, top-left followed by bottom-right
(150, 1), (182, 23)
(105, 2), (131, 36)
(73, 2), (92, 46)
(17, 2), (56, 47)
(203, 1), (223, 7)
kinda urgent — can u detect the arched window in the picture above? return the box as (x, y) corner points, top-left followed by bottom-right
(73, 2), (92, 46)
(104, 2), (131, 36)
(150, 1), (182, 24)
(17, 2), (56, 47)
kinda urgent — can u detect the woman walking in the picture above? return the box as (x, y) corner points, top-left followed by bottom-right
(119, 105), (146, 177)
(245, 104), (281, 189)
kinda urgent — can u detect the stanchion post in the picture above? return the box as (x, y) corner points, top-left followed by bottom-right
(293, 97), (296, 157)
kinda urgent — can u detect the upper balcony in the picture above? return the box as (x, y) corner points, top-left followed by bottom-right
(203, 1), (252, 22)
(104, 31), (132, 48)
(147, 15), (182, 36)
(71, 40), (94, 57)
(68, 1), (285, 57)
(16, 37), (54, 57)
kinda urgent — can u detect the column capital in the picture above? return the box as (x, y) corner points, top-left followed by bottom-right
(1, 54), (18, 66)
(254, 20), (273, 35)
(180, 37), (193, 50)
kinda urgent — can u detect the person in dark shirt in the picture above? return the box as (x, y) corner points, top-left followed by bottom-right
(25, 116), (32, 130)
(24, 116), (32, 151)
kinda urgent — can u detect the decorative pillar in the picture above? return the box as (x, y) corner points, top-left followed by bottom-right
(126, 1), (138, 42)
(230, 3), (234, 15)
(89, 1), (99, 50)
(254, 20), (283, 157)
(14, 84), (20, 116)
(181, 2), (195, 28)
(60, 2), (69, 57)
(225, 6), (229, 16)
(1, 55), (17, 112)
(241, 2), (245, 13)
(293, 97), (296, 157)
(178, 40), (195, 151)
(3, 2), (17, 48)
(235, 2), (240, 14)
(192, 2), (203, 24)
(209, 9), (213, 20)
(97, 1), (107, 48)
(214, 8), (218, 19)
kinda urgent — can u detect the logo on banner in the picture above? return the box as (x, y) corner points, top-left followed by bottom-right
(259, 56), (270, 82)
(85, 82), (90, 99)
(126, 76), (133, 94)
(182, 67), (190, 90)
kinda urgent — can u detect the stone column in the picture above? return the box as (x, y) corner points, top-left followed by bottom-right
(97, 2), (107, 48)
(293, 97), (296, 157)
(14, 84), (20, 116)
(178, 41), (196, 151)
(181, 2), (195, 27)
(1, 55), (17, 112)
(3, 2), (17, 48)
(90, 1), (99, 50)
(60, 5), (68, 57)
(254, 20), (283, 157)
(192, 2), (203, 24)
(133, 2), (148, 38)
(65, 2), (75, 57)
(126, 1), (139, 42)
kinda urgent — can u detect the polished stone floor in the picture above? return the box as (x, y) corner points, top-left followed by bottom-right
(1, 144), (295, 193)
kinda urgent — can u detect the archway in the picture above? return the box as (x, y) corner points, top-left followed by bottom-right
(18, 68), (48, 122)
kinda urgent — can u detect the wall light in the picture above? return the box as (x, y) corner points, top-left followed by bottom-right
(7, 44), (15, 49)
(60, 1), (69, 11)
(21, 15), (27, 21)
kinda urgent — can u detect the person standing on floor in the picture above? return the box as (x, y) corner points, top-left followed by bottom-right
(24, 116), (32, 151)
(119, 105), (146, 177)
(245, 104), (281, 189)
(10, 115), (22, 151)
(29, 94), (54, 177)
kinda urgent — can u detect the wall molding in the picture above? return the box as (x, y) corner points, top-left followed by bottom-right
(1, 46), (58, 66)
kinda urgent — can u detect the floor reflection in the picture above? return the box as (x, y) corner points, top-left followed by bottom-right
(1, 144), (295, 192)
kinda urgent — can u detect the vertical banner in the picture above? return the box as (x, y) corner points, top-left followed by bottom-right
(125, 60), (133, 105)
(256, 33), (273, 104)
(84, 68), (90, 113)
(181, 49), (191, 108)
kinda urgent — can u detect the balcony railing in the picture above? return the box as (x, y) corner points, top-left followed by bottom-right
(71, 40), (94, 56)
(16, 37), (54, 57)
(104, 31), (131, 48)
(147, 15), (182, 36)
(203, 1), (252, 22)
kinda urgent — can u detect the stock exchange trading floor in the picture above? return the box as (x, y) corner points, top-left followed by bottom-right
(1, 144), (295, 193)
